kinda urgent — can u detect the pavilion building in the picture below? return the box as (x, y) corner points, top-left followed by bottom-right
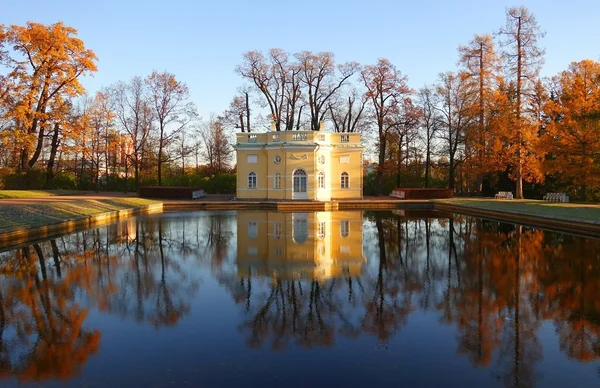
(234, 130), (363, 201)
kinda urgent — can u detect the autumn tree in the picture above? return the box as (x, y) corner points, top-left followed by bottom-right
(146, 70), (197, 186)
(1, 22), (97, 170)
(459, 34), (501, 193)
(543, 60), (600, 200)
(361, 58), (412, 194)
(498, 6), (546, 198)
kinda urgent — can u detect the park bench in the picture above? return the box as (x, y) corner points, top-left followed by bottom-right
(494, 191), (513, 200)
(543, 192), (569, 203)
(192, 189), (205, 199)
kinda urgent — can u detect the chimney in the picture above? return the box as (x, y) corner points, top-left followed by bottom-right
(319, 120), (325, 131)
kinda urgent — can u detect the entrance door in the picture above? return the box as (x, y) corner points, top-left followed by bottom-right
(293, 169), (308, 199)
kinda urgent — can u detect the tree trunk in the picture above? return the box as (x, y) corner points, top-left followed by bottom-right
(158, 124), (164, 186)
(376, 134), (386, 195)
(515, 16), (524, 199)
(245, 92), (251, 133)
(45, 123), (60, 189)
(396, 137), (403, 188)
(425, 147), (431, 188)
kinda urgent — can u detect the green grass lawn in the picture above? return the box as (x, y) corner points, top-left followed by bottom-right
(0, 190), (83, 199)
(437, 198), (600, 223)
(0, 198), (158, 232)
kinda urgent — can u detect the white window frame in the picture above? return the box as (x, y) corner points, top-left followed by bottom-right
(248, 172), (257, 189)
(317, 171), (325, 189)
(340, 172), (349, 189)
(274, 172), (281, 189)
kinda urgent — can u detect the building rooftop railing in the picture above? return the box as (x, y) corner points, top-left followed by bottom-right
(235, 131), (361, 146)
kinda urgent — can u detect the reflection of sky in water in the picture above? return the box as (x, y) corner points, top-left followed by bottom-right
(0, 210), (599, 387)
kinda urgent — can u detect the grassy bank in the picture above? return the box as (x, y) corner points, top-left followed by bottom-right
(437, 198), (600, 223)
(0, 198), (158, 232)
(0, 190), (83, 199)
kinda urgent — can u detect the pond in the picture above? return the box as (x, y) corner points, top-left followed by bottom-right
(0, 210), (599, 387)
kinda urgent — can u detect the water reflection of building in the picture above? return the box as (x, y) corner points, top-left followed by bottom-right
(236, 211), (364, 281)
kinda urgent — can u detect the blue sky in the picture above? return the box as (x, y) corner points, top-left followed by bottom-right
(4, 0), (599, 120)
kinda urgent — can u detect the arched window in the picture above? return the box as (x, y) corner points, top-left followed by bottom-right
(317, 171), (325, 189)
(340, 172), (349, 189)
(248, 172), (257, 189)
(340, 220), (349, 238)
(293, 213), (308, 244)
(274, 172), (281, 189)
(293, 169), (308, 193)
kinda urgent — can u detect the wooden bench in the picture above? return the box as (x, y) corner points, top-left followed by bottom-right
(494, 191), (513, 200)
(543, 192), (569, 203)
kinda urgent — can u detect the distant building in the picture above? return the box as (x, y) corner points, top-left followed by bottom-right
(236, 211), (365, 281)
(234, 130), (364, 200)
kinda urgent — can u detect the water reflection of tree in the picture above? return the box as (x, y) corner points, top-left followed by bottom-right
(538, 235), (600, 363)
(0, 215), (205, 382)
(0, 243), (101, 382)
(105, 218), (200, 328)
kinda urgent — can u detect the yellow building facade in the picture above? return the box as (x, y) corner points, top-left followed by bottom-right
(234, 131), (363, 200)
(236, 211), (364, 281)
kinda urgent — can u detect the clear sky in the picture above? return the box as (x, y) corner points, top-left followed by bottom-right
(4, 0), (599, 120)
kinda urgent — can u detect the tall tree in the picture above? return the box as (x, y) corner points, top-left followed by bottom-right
(459, 34), (501, 193)
(362, 59), (412, 194)
(435, 72), (474, 190)
(328, 87), (369, 133)
(146, 71), (196, 186)
(111, 77), (153, 189)
(498, 6), (546, 198)
(236, 49), (301, 131)
(1, 22), (97, 170)
(418, 86), (440, 187)
(199, 116), (232, 175)
(296, 51), (359, 131)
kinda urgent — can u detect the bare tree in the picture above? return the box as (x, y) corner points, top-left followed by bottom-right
(296, 51), (359, 131)
(111, 77), (153, 189)
(221, 89), (252, 132)
(328, 87), (369, 133)
(199, 116), (232, 175)
(418, 86), (440, 187)
(236, 49), (302, 131)
(435, 72), (475, 190)
(146, 71), (197, 186)
(361, 58), (412, 194)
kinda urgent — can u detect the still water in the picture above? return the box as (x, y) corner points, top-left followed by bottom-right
(1, 210), (599, 387)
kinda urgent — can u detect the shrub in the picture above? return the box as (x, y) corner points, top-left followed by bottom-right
(50, 172), (77, 190)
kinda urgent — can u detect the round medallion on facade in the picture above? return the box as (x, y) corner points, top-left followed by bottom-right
(274, 154), (282, 164)
(318, 154), (325, 165)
